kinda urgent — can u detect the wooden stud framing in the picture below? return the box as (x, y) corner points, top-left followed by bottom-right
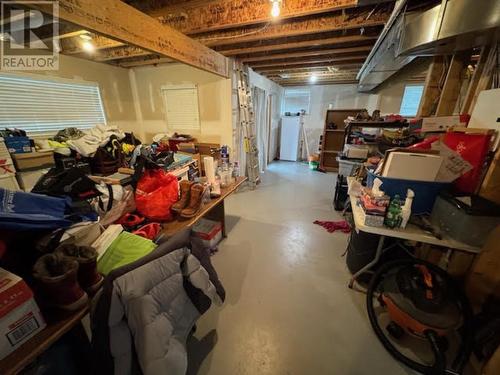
(28, 0), (229, 77)
(220, 34), (378, 56)
(464, 45), (498, 114)
(150, 0), (358, 34)
(436, 53), (468, 116)
(416, 55), (446, 118)
(463, 46), (490, 114)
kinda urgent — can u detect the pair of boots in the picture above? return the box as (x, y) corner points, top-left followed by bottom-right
(171, 181), (205, 219)
(33, 244), (103, 311)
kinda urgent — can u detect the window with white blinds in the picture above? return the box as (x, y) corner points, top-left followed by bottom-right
(162, 84), (200, 131)
(0, 73), (106, 135)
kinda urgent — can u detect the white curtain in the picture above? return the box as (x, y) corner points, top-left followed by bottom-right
(252, 86), (269, 172)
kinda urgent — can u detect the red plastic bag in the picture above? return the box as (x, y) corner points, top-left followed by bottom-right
(443, 131), (491, 193)
(135, 169), (179, 221)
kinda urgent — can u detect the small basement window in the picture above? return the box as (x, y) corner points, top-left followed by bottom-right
(0, 73), (106, 135)
(399, 84), (424, 117)
(283, 88), (311, 115)
(162, 84), (201, 131)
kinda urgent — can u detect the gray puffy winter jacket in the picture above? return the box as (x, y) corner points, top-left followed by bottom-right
(91, 229), (225, 375)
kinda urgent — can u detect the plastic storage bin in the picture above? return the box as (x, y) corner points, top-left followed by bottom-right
(337, 158), (363, 177)
(430, 193), (500, 247)
(366, 170), (449, 215)
(192, 218), (223, 248)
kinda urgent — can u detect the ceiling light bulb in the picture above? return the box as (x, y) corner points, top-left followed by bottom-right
(79, 34), (92, 41)
(310, 74), (318, 83)
(82, 40), (95, 53)
(271, 1), (281, 18)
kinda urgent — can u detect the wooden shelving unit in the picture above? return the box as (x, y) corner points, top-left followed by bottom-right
(319, 109), (364, 172)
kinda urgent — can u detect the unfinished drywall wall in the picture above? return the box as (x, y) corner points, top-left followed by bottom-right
(130, 63), (233, 146)
(249, 68), (284, 162)
(18, 54), (139, 134)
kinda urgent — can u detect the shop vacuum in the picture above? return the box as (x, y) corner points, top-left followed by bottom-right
(366, 259), (473, 375)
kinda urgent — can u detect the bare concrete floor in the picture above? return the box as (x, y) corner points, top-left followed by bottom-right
(188, 161), (411, 375)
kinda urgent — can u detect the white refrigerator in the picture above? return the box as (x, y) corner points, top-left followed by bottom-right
(280, 116), (301, 161)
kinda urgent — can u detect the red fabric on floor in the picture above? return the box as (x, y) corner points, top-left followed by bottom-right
(313, 220), (351, 233)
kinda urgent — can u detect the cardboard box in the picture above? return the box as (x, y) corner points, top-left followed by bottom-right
(421, 115), (468, 132)
(12, 151), (54, 171)
(0, 268), (46, 360)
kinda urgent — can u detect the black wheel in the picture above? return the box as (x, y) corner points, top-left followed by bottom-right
(436, 336), (449, 353)
(366, 259), (473, 375)
(386, 322), (405, 340)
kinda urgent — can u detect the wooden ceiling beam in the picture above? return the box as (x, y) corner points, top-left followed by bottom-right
(28, 0), (229, 77)
(197, 9), (390, 47)
(149, 0), (360, 34)
(118, 57), (176, 68)
(240, 45), (373, 63)
(220, 34), (378, 56)
(95, 46), (153, 62)
(248, 55), (368, 69)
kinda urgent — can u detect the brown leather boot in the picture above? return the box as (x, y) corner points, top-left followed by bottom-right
(180, 184), (205, 219)
(55, 244), (104, 294)
(33, 253), (88, 311)
(171, 180), (194, 214)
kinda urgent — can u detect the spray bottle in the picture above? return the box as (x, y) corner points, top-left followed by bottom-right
(400, 189), (415, 229)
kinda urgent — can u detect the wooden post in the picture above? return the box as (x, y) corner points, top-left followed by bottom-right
(417, 56), (446, 118)
(435, 53), (468, 116)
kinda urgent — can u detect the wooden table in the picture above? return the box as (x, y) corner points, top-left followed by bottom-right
(346, 177), (481, 288)
(162, 176), (247, 238)
(0, 306), (89, 375)
(0, 176), (247, 375)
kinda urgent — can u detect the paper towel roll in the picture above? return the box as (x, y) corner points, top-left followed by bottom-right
(204, 156), (216, 184)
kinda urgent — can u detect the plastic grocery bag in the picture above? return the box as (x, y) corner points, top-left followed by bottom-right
(135, 169), (178, 221)
(444, 131), (491, 193)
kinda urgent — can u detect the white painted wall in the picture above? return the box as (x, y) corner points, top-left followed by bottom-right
(130, 63), (233, 145)
(248, 68), (284, 161)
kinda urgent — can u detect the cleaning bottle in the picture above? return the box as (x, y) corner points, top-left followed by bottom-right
(400, 189), (415, 229)
(385, 195), (402, 229)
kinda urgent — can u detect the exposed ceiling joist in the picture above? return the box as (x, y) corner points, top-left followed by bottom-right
(63, 35), (124, 54)
(240, 45), (373, 63)
(256, 63), (364, 74)
(219, 34), (378, 56)
(148, 0), (359, 34)
(279, 79), (359, 86)
(28, 0), (229, 77)
(248, 55), (368, 69)
(197, 8), (390, 47)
